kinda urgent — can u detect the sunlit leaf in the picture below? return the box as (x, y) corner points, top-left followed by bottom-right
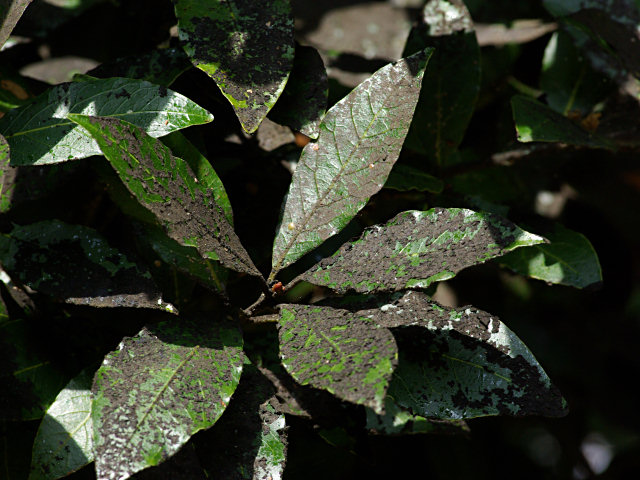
(0, 0), (32, 47)
(300, 208), (544, 294)
(92, 317), (244, 480)
(271, 50), (433, 279)
(174, 0), (294, 133)
(0, 77), (213, 166)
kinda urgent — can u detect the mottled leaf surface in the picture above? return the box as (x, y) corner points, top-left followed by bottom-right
(29, 369), (93, 480)
(271, 50), (432, 278)
(402, 0), (480, 166)
(278, 303), (397, 413)
(0, 0), (33, 47)
(87, 48), (192, 87)
(268, 44), (328, 139)
(92, 318), (244, 480)
(69, 115), (261, 278)
(511, 95), (614, 149)
(499, 224), (602, 288)
(0, 220), (173, 310)
(0, 77), (213, 166)
(384, 164), (443, 193)
(196, 365), (287, 480)
(300, 207), (544, 294)
(366, 291), (568, 419)
(174, 0), (294, 133)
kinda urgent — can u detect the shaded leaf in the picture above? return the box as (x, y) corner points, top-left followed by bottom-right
(1, 419), (38, 479)
(278, 303), (397, 413)
(367, 291), (568, 419)
(92, 317), (244, 480)
(499, 223), (602, 288)
(0, 220), (174, 310)
(0, 64), (41, 112)
(511, 95), (614, 149)
(69, 114), (261, 279)
(174, 0), (294, 133)
(270, 50), (433, 278)
(384, 164), (443, 193)
(402, 0), (480, 166)
(0, 0), (33, 47)
(0, 77), (213, 166)
(196, 364), (287, 480)
(29, 369), (94, 480)
(300, 207), (544, 294)
(87, 47), (192, 87)
(268, 44), (328, 139)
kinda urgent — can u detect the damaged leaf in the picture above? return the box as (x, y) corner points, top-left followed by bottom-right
(367, 291), (568, 419)
(29, 369), (94, 480)
(68, 114), (261, 278)
(271, 50), (433, 279)
(174, 0), (294, 133)
(268, 44), (328, 139)
(92, 317), (244, 480)
(511, 95), (614, 149)
(402, 0), (480, 166)
(300, 207), (544, 294)
(0, 220), (174, 311)
(499, 223), (602, 289)
(0, 77), (213, 166)
(278, 303), (397, 413)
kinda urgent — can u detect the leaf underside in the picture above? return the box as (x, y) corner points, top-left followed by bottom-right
(300, 207), (545, 294)
(271, 49), (433, 278)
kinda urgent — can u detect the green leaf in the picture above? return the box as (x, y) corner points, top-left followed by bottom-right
(268, 43), (328, 139)
(371, 291), (568, 419)
(68, 114), (261, 279)
(0, 0), (32, 48)
(174, 0), (294, 133)
(0, 64), (40, 112)
(498, 223), (602, 288)
(196, 364), (287, 480)
(29, 369), (94, 480)
(384, 164), (444, 193)
(300, 207), (544, 294)
(278, 303), (397, 413)
(402, 0), (480, 166)
(87, 48), (192, 87)
(0, 77), (214, 166)
(0, 220), (174, 311)
(270, 50), (433, 279)
(511, 95), (614, 149)
(92, 317), (244, 480)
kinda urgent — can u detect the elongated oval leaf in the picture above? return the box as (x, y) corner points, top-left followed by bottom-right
(0, 0), (33, 47)
(0, 220), (174, 311)
(499, 223), (602, 288)
(278, 303), (397, 413)
(300, 207), (545, 294)
(365, 291), (567, 418)
(511, 95), (614, 149)
(174, 0), (294, 133)
(270, 50), (433, 278)
(29, 369), (94, 480)
(0, 77), (213, 166)
(92, 317), (244, 480)
(402, 0), (480, 166)
(68, 114), (261, 278)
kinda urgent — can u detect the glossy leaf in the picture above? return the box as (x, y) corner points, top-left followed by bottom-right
(174, 0), (294, 133)
(268, 44), (328, 139)
(271, 50), (433, 278)
(196, 364), (287, 480)
(68, 114), (261, 278)
(0, 220), (174, 311)
(87, 48), (192, 87)
(369, 291), (568, 419)
(0, 0), (33, 47)
(278, 303), (397, 413)
(384, 164), (443, 193)
(29, 369), (94, 480)
(92, 317), (244, 480)
(511, 95), (614, 149)
(300, 207), (544, 294)
(499, 224), (602, 289)
(0, 77), (213, 166)
(402, 0), (480, 166)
